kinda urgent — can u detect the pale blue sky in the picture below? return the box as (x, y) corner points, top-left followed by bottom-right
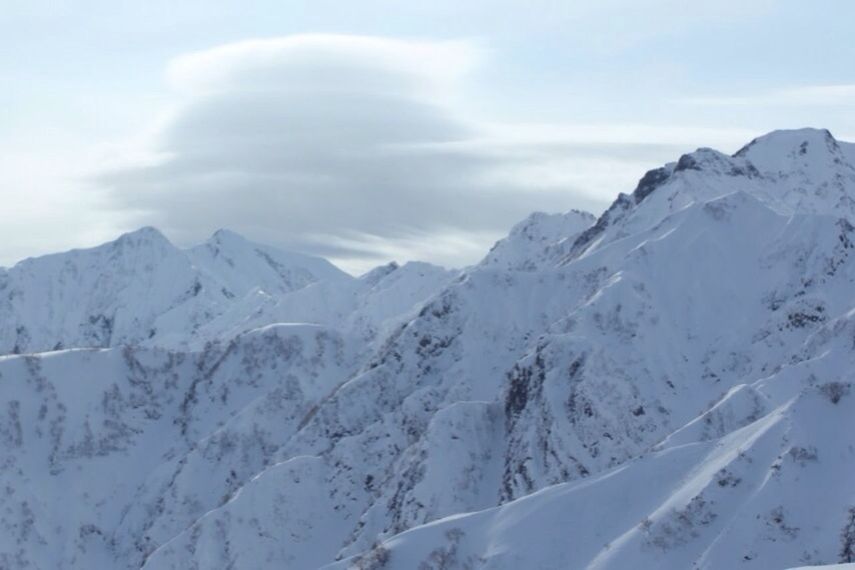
(2, 1), (854, 272)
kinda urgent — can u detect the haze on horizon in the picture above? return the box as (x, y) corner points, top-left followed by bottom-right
(2, 0), (854, 274)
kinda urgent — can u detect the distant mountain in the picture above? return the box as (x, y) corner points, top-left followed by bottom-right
(1, 129), (855, 570)
(187, 228), (350, 297)
(0, 227), (352, 353)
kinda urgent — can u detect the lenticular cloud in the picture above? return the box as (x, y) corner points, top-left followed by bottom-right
(98, 35), (601, 272)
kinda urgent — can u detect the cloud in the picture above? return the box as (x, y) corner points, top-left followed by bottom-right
(98, 34), (748, 273)
(165, 35), (480, 100)
(679, 84), (855, 108)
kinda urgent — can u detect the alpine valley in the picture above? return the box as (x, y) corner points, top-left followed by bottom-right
(2, 128), (855, 570)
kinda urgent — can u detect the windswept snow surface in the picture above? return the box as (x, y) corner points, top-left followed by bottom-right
(2, 128), (855, 569)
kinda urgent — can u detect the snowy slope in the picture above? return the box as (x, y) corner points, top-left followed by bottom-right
(0, 323), (358, 569)
(2, 128), (855, 570)
(327, 312), (855, 569)
(188, 260), (460, 348)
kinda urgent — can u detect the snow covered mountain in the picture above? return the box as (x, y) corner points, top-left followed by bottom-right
(0, 227), (405, 353)
(1, 128), (855, 570)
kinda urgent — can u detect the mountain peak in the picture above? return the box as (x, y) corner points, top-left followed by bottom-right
(733, 127), (849, 176)
(209, 228), (250, 245)
(114, 226), (173, 248)
(734, 127), (837, 156)
(360, 261), (400, 286)
(632, 147), (760, 203)
(509, 210), (596, 236)
(482, 208), (596, 270)
(571, 128), (855, 260)
(188, 229), (352, 298)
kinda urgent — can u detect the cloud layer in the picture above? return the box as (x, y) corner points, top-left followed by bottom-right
(97, 35), (737, 272)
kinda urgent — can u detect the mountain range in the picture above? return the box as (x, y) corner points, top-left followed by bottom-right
(1, 128), (854, 569)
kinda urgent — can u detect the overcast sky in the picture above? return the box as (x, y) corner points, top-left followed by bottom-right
(3, 1), (855, 273)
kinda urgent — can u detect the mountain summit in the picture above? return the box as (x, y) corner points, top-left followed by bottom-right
(570, 128), (855, 261)
(0, 129), (854, 570)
